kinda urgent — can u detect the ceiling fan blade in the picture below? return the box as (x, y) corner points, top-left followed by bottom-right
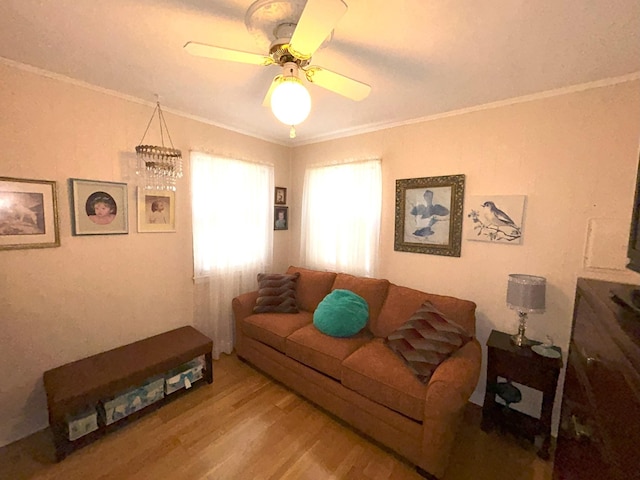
(289, 0), (348, 61)
(304, 67), (371, 101)
(262, 75), (283, 107)
(184, 41), (273, 66)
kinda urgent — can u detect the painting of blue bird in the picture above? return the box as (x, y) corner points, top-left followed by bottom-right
(481, 201), (518, 229)
(410, 190), (450, 218)
(405, 186), (452, 245)
(466, 195), (526, 244)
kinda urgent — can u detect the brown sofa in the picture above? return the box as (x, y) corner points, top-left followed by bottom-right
(232, 266), (482, 479)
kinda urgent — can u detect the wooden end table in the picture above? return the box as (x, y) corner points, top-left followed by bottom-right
(481, 329), (562, 459)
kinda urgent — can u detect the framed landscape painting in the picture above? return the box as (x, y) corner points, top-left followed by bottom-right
(0, 176), (60, 250)
(394, 174), (465, 257)
(70, 178), (128, 235)
(137, 188), (176, 233)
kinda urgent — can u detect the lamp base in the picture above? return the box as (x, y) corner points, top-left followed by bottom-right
(511, 332), (532, 347)
(511, 311), (532, 347)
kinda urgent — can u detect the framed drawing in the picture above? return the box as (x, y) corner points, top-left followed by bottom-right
(275, 187), (287, 205)
(274, 206), (288, 230)
(0, 176), (60, 250)
(466, 195), (526, 244)
(137, 188), (176, 233)
(70, 178), (128, 235)
(394, 174), (465, 257)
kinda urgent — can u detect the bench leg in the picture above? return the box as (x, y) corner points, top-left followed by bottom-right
(205, 352), (213, 383)
(416, 466), (439, 480)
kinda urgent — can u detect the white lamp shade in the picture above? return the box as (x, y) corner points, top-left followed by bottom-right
(506, 274), (546, 313)
(270, 77), (311, 126)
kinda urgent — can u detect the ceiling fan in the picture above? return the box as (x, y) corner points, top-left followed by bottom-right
(184, 0), (371, 137)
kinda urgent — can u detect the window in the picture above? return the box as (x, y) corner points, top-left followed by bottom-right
(300, 159), (381, 277)
(191, 151), (273, 356)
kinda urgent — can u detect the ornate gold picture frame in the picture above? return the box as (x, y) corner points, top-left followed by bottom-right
(394, 174), (465, 257)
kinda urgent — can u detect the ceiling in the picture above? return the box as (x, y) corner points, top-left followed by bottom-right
(1, 0), (639, 145)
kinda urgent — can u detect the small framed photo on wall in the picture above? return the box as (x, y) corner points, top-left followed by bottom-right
(137, 188), (176, 233)
(275, 187), (287, 205)
(274, 206), (288, 230)
(70, 178), (128, 235)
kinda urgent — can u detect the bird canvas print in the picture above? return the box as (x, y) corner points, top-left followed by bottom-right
(466, 195), (526, 243)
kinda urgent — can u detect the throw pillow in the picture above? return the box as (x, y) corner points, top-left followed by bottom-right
(385, 301), (472, 384)
(313, 289), (369, 337)
(253, 272), (300, 313)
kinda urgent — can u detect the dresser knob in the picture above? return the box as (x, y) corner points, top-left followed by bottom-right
(585, 355), (600, 366)
(580, 346), (600, 366)
(571, 415), (593, 440)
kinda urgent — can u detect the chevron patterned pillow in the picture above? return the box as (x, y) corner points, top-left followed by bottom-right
(253, 272), (300, 313)
(385, 301), (472, 384)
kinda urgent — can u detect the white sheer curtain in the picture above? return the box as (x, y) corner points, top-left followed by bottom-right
(300, 159), (382, 277)
(191, 151), (274, 358)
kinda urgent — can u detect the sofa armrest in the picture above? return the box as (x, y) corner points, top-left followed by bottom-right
(425, 338), (482, 412)
(232, 290), (259, 357)
(418, 339), (482, 478)
(232, 290), (259, 322)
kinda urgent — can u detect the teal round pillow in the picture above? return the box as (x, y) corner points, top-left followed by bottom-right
(313, 289), (369, 337)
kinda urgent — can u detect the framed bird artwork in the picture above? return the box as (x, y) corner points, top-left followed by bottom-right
(466, 195), (526, 244)
(394, 174), (465, 257)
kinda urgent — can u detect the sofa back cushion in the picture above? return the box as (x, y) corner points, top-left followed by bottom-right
(373, 283), (476, 338)
(285, 266), (337, 312)
(331, 273), (390, 325)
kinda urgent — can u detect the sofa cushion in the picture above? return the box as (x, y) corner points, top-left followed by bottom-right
(331, 273), (390, 325)
(286, 324), (373, 380)
(341, 338), (427, 421)
(286, 266), (337, 312)
(253, 272), (300, 313)
(242, 311), (313, 353)
(373, 283), (477, 338)
(313, 289), (369, 337)
(385, 301), (473, 384)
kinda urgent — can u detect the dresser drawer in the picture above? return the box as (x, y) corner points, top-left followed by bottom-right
(568, 297), (640, 477)
(555, 280), (640, 480)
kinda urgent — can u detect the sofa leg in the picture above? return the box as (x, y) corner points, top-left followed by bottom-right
(415, 466), (439, 480)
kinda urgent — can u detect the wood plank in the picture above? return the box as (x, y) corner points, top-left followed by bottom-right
(1, 353), (553, 480)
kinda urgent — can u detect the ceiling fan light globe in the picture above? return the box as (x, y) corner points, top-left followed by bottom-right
(270, 77), (311, 126)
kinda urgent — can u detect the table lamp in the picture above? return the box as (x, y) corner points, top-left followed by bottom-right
(506, 274), (546, 346)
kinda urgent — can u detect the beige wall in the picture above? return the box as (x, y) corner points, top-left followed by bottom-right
(2, 59), (639, 447)
(0, 62), (291, 446)
(291, 80), (640, 413)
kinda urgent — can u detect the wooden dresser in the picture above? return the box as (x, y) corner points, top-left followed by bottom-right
(553, 278), (640, 479)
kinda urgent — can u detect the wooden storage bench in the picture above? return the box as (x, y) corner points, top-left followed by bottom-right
(43, 325), (213, 460)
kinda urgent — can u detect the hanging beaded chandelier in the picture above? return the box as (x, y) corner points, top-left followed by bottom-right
(135, 100), (183, 191)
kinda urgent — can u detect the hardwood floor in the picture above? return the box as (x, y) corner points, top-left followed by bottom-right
(0, 353), (554, 480)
